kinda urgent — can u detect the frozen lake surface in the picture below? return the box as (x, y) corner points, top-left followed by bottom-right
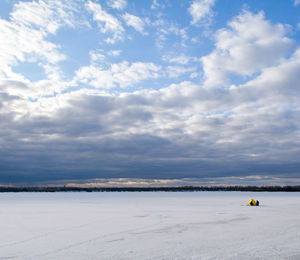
(1, 192), (300, 259)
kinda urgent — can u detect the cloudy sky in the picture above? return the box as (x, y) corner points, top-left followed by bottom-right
(0, 0), (300, 186)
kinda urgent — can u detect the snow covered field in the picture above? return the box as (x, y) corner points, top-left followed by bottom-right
(0, 192), (300, 260)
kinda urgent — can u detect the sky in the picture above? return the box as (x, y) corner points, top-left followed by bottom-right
(0, 0), (300, 186)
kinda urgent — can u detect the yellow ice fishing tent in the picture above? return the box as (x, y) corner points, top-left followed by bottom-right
(247, 199), (256, 206)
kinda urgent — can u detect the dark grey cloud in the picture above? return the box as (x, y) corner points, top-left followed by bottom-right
(1, 81), (300, 184)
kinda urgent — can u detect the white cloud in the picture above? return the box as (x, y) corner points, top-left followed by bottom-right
(190, 72), (198, 79)
(166, 66), (196, 78)
(294, 0), (300, 6)
(108, 50), (122, 56)
(89, 49), (122, 63)
(75, 60), (195, 89)
(0, 0), (87, 100)
(0, 0), (77, 79)
(89, 49), (106, 63)
(153, 19), (188, 48)
(235, 46), (300, 106)
(10, 0), (76, 34)
(123, 13), (146, 34)
(201, 11), (294, 87)
(163, 54), (191, 65)
(151, 0), (164, 10)
(75, 61), (161, 88)
(188, 0), (215, 25)
(85, 0), (124, 44)
(108, 0), (127, 10)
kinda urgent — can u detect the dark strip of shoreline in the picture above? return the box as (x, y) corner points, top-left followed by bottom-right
(1, 186), (300, 192)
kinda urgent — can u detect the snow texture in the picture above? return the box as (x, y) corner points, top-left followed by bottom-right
(0, 192), (300, 259)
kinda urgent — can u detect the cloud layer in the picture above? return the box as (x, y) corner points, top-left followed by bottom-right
(0, 0), (300, 185)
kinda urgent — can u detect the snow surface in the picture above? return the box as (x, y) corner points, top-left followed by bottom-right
(0, 192), (300, 259)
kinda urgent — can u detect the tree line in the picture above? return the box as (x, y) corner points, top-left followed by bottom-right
(1, 185), (300, 192)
